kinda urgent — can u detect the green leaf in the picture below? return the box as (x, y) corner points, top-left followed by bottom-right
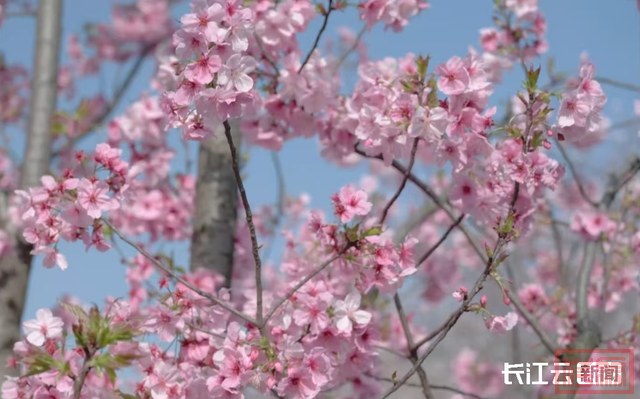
(101, 224), (113, 240)
(60, 302), (90, 324)
(416, 55), (430, 82)
(106, 367), (117, 385)
(426, 77), (439, 108)
(25, 351), (57, 377)
(361, 226), (383, 238)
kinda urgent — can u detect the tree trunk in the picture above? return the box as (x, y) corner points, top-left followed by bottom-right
(189, 121), (241, 287)
(0, 0), (63, 377)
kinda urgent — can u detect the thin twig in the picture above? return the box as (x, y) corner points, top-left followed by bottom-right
(379, 138), (420, 225)
(73, 349), (93, 399)
(367, 374), (489, 399)
(53, 45), (155, 157)
(554, 138), (597, 207)
(104, 219), (259, 326)
(415, 215), (465, 266)
(253, 33), (279, 75)
(4, 10), (37, 18)
(185, 322), (226, 339)
(379, 238), (504, 399)
(392, 204), (438, 243)
(334, 25), (366, 71)
(355, 148), (485, 262)
(263, 244), (353, 324)
(223, 120), (264, 326)
(595, 77), (640, 92)
(505, 289), (557, 356)
(393, 293), (434, 399)
(372, 344), (408, 359)
(599, 158), (640, 206)
(263, 152), (286, 262)
(298, 0), (333, 73)
(378, 79), (532, 395)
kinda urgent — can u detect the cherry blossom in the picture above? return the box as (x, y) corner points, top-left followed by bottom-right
(22, 309), (64, 347)
(333, 292), (372, 334)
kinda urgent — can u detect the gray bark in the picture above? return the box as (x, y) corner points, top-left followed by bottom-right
(0, 0), (63, 378)
(189, 121), (241, 287)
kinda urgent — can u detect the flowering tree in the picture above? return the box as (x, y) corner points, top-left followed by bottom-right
(0, 0), (639, 398)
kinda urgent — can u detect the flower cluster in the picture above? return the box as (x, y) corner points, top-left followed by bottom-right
(5, 184), (426, 399)
(161, 0), (259, 141)
(6, 0), (640, 398)
(12, 144), (128, 270)
(107, 95), (196, 241)
(476, 0), (547, 83)
(552, 61), (608, 146)
(358, 0), (429, 31)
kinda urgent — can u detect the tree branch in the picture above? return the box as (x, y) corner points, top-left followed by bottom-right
(379, 138), (419, 225)
(393, 293), (434, 399)
(334, 25), (366, 71)
(73, 349), (93, 399)
(104, 219), (259, 327)
(263, 243), (353, 324)
(298, 0), (333, 73)
(52, 45), (154, 156)
(355, 148), (486, 262)
(367, 374), (490, 399)
(380, 180), (521, 398)
(415, 215), (464, 266)
(599, 157), (640, 207)
(223, 120), (264, 325)
(505, 289), (557, 356)
(379, 238), (504, 399)
(554, 138), (597, 207)
(595, 76), (640, 92)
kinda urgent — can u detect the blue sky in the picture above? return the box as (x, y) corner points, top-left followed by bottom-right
(0, 0), (638, 319)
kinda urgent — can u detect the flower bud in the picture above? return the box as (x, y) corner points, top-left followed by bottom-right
(503, 292), (511, 306)
(267, 376), (276, 388)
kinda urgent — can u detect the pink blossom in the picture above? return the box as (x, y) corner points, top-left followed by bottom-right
(570, 211), (617, 241)
(292, 294), (330, 334)
(435, 56), (470, 95)
(277, 367), (319, 399)
(183, 49), (222, 85)
(332, 185), (372, 223)
(557, 92), (590, 127)
(60, 203), (92, 228)
(31, 247), (68, 271)
(212, 347), (252, 392)
(452, 286), (468, 302)
(217, 54), (256, 93)
(77, 179), (119, 219)
(23, 309), (64, 346)
(181, 2), (224, 38)
(408, 106), (448, 142)
(488, 311), (518, 334)
(334, 292), (372, 334)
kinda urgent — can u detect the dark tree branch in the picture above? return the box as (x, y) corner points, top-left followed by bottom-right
(334, 25), (366, 71)
(263, 244), (353, 324)
(105, 220), (259, 326)
(52, 45), (154, 157)
(223, 120), (264, 326)
(298, 0), (333, 73)
(379, 138), (419, 225)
